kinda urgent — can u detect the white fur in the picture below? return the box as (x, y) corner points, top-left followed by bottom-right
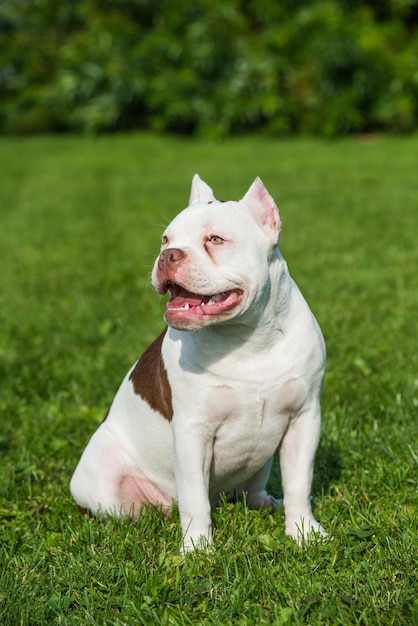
(70, 175), (326, 551)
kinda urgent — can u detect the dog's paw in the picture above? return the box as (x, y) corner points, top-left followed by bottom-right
(181, 534), (213, 555)
(247, 490), (283, 512)
(286, 518), (328, 546)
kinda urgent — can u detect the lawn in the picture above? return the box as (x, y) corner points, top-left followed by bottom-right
(0, 133), (417, 625)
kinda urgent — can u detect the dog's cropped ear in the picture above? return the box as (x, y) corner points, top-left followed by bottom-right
(242, 177), (281, 245)
(189, 174), (217, 205)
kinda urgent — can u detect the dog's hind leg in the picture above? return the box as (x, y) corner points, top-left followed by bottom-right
(70, 430), (129, 516)
(235, 457), (282, 511)
(70, 426), (171, 518)
(117, 472), (172, 517)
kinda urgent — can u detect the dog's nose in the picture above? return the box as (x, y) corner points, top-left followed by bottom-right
(158, 248), (185, 271)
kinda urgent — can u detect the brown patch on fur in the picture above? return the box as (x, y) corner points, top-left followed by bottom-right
(129, 329), (173, 421)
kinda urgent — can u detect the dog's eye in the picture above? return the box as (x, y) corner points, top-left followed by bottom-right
(209, 235), (224, 245)
(161, 235), (169, 246)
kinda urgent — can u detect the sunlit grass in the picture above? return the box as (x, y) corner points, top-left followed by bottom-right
(0, 133), (417, 625)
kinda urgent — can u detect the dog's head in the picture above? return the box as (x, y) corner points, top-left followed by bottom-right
(152, 175), (281, 331)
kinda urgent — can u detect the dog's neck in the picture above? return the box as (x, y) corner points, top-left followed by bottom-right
(171, 251), (293, 372)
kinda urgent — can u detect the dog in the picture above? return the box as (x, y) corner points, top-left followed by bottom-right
(70, 175), (326, 551)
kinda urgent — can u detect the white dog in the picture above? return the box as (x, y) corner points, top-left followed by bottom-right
(70, 175), (326, 551)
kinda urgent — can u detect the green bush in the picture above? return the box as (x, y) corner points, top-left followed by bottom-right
(0, 0), (417, 136)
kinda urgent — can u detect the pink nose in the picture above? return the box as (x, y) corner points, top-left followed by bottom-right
(158, 248), (185, 272)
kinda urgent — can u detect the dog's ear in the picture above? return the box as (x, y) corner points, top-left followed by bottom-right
(242, 177), (281, 245)
(189, 174), (217, 205)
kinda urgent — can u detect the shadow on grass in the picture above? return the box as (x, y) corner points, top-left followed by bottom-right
(267, 436), (343, 500)
(314, 438), (343, 494)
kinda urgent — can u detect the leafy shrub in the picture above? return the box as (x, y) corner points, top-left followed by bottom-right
(0, 0), (417, 136)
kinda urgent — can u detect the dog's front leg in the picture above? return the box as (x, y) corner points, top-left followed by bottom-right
(280, 401), (326, 543)
(172, 420), (214, 552)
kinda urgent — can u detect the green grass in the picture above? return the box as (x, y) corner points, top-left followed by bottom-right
(0, 133), (417, 625)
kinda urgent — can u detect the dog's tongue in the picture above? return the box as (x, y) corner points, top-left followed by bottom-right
(168, 286), (207, 308)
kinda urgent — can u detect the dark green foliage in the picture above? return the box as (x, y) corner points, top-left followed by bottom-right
(1, 0), (418, 136)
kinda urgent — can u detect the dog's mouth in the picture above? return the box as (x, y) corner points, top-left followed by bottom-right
(163, 281), (243, 316)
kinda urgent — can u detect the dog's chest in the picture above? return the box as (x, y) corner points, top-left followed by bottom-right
(204, 376), (304, 486)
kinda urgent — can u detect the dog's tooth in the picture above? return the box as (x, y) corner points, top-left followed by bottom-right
(184, 303), (190, 310)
